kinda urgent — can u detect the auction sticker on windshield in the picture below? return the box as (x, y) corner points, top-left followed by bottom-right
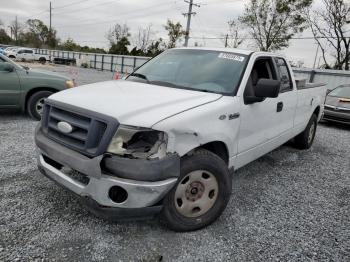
(218, 53), (245, 62)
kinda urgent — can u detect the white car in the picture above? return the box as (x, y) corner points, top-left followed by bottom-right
(35, 47), (326, 231)
(4, 47), (18, 58)
(11, 48), (51, 63)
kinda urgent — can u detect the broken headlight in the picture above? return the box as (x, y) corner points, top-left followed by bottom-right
(107, 125), (168, 159)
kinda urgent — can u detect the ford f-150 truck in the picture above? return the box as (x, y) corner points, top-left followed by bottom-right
(35, 48), (326, 231)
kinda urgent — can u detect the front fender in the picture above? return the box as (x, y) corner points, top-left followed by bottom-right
(152, 96), (241, 162)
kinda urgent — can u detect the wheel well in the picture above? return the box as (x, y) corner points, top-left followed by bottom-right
(196, 141), (229, 165)
(25, 87), (57, 111)
(9, 55), (15, 58)
(313, 106), (321, 118)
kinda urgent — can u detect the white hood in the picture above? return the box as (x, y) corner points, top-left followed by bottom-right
(49, 80), (222, 127)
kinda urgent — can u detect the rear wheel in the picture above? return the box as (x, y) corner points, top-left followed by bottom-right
(294, 114), (318, 149)
(27, 91), (53, 120)
(39, 57), (46, 64)
(161, 150), (232, 231)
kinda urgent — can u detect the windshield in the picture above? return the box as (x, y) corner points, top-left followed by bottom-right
(126, 49), (248, 94)
(329, 85), (350, 98)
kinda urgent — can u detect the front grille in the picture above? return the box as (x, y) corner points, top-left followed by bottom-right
(41, 100), (119, 157)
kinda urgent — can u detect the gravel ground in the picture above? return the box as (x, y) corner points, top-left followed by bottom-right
(0, 66), (349, 261)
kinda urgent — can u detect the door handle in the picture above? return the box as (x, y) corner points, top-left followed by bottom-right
(277, 102), (283, 112)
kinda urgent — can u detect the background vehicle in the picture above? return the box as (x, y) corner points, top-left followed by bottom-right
(0, 47), (5, 55)
(13, 48), (51, 64)
(35, 48), (326, 231)
(4, 47), (18, 58)
(0, 54), (75, 120)
(323, 84), (350, 125)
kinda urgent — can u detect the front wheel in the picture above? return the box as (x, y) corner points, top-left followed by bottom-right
(27, 91), (53, 120)
(294, 114), (318, 149)
(161, 150), (232, 231)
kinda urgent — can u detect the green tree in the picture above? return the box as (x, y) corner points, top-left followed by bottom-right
(164, 20), (185, 48)
(146, 38), (166, 56)
(61, 38), (81, 51)
(109, 36), (130, 55)
(239, 0), (313, 51)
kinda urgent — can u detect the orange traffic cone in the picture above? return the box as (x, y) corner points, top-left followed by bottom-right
(114, 71), (121, 80)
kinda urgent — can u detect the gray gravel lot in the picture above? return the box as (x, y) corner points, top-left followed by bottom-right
(0, 65), (349, 261)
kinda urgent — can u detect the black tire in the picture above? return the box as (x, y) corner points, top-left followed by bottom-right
(39, 57), (46, 64)
(161, 149), (232, 232)
(27, 91), (53, 120)
(294, 114), (318, 149)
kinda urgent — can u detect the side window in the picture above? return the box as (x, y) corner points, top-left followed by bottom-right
(18, 50), (24, 54)
(26, 50), (34, 54)
(275, 58), (292, 92)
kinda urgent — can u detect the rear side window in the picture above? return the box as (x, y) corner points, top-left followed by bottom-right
(275, 58), (293, 92)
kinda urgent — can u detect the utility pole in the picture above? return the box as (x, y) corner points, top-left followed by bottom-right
(49, 2), (52, 32)
(313, 43), (320, 69)
(224, 34), (229, 48)
(183, 0), (200, 47)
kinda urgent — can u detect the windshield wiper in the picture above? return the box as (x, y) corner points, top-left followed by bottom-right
(129, 73), (150, 83)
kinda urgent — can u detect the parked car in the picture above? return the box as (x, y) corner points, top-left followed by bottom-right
(4, 47), (18, 58)
(323, 84), (350, 125)
(0, 47), (5, 55)
(11, 48), (51, 64)
(0, 54), (76, 120)
(35, 48), (326, 231)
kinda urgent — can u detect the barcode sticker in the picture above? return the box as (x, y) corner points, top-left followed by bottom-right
(218, 53), (245, 62)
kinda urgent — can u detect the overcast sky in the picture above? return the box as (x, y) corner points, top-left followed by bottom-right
(0, 0), (324, 67)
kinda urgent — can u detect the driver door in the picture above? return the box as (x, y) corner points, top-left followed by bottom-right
(236, 57), (281, 168)
(0, 58), (21, 108)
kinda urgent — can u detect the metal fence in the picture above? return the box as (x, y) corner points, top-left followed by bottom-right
(36, 48), (150, 74)
(293, 68), (350, 90)
(36, 48), (350, 88)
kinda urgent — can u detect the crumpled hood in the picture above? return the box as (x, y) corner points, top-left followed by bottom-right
(49, 80), (222, 127)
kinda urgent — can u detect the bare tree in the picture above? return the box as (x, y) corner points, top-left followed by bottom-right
(224, 19), (245, 48)
(9, 17), (23, 43)
(106, 23), (130, 46)
(135, 25), (153, 53)
(307, 0), (350, 70)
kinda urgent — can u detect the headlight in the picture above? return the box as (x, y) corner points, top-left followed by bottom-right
(107, 125), (168, 159)
(65, 80), (76, 88)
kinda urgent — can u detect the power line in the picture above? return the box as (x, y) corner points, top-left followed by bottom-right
(55, 2), (180, 28)
(54, 0), (90, 10)
(55, 1), (178, 26)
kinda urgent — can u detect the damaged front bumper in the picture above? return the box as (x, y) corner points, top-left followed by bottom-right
(35, 127), (180, 219)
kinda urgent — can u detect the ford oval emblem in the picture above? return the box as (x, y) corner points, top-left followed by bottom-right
(57, 121), (73, 134)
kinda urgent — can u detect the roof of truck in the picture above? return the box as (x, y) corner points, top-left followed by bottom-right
(174, 47), (279, 57)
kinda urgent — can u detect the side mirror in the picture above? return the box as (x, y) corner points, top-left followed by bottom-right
(255, 79), (280, 98)
(0, 62), (15, 72)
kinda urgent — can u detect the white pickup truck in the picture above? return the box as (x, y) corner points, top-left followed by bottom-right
(13, 48), (51, 64)
(35, 47), (326, 231)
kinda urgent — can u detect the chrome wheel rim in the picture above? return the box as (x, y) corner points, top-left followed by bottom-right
(174, 170), (219, 218)
(308, 122), (315, 144)
(35, 98), (45, 115)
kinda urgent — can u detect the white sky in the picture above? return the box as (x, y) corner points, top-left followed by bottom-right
(0, 0), (326, 67)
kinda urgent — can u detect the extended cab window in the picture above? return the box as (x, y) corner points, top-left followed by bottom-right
(126, 49), (248, 95)
(275, 58), (293, 92)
